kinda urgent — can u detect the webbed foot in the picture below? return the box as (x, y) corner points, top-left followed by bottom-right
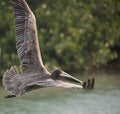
(83, 78), (95, 90)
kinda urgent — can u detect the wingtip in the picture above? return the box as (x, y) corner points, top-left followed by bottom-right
(11, 0), (31, 12)
(4, 95), (16, 98)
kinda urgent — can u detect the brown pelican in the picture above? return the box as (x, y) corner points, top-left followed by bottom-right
(3, 0), (95, 97)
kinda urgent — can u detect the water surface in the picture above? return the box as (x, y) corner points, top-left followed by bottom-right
(0, 73), (120, 114)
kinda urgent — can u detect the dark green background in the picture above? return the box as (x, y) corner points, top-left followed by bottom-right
(0, 0), (120, 77)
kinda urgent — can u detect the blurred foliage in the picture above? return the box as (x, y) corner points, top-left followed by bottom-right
(0, 0), (120, 77)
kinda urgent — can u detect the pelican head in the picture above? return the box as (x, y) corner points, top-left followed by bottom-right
(51, 69), (83, 84)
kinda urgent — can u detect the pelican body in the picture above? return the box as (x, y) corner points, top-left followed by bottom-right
(3, 0), (94, 97)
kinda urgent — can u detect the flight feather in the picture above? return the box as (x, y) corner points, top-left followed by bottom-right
(12, 0), (49, 74)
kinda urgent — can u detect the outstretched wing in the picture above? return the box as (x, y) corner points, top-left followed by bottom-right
(11, 0), (49, 74)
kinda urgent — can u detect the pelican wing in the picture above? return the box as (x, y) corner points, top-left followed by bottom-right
(12, 0), (49, 74)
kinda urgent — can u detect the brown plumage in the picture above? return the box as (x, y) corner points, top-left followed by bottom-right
(3, 0), (94, 97)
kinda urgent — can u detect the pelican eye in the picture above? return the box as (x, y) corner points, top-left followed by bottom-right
(51, 69), (61, 80)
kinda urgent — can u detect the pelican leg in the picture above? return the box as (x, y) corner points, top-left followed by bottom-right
(83, 78), (95, 90)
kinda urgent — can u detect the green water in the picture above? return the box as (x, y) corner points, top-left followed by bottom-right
(0, 73), (120, 114)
